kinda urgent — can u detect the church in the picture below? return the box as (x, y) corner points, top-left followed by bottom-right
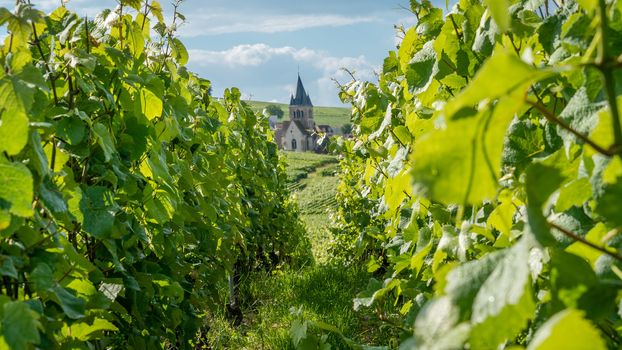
(275, 75), (333, 152)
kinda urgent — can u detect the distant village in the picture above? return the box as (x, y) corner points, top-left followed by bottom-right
(270, 75), (335, 153)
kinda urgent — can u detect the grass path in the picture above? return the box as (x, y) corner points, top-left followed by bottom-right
(205, 152), (384, 349)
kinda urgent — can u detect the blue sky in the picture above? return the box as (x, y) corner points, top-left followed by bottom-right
(0, 0), (441, 106)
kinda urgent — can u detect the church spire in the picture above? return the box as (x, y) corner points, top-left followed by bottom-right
(290, 74), (313, 106)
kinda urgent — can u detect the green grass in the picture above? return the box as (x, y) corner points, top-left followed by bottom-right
(205, 151), (391, 349)
(281, 151), (339, 184)
(245, 100), (351, 129)
(205, 266), (376, 349)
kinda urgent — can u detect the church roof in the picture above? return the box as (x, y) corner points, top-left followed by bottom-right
(290, 75), (313, 107)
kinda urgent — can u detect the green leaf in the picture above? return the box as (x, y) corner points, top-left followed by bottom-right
(566, 223), (608, 266)
(557, 88), (605, 148)
(150, 1), (165, 23)
(53, 286), (85, 319)
(55, 115), (86, 145)
(549, 250), (597, 308)
(80, 186), (115, 239)
(290, 318), (308, 347)
(143, 186), (176, 224)
(524, 162), (565, 245)
(0, 161), (33, 218)
(140, 88), (163, 120)
(502, 118), (544, 172)
(405, 41), (438, 95)
(575, 0), (597, 13)
(127, 21), (145, 58)
(92, 123), (116, 162)
(595, 179), (622, 227)
(171, 38), (188, 66)
(39, 177), (68, 215)
(0, 76), (35, 155)
(445, 250), (506, 318)
(121, 0), (142, 11)
(555, 178), (592, 212)
(64, 50), (97, 72)
(527, 309), (606, 350)
(392, 126), (412, 145)
(0, 8), (10, 26)
(0, 257), (17, 279)
(399, 27), (419, 73)
(412, 96), (519, 205)
(353, 278), (383, 310)
(2, 301), (41, 350)
(444, 51), (549, 118)
(483, 0), (510, 33)
(487, 190), (516, 237)
(68, 318), (118, 341)
(469, 241), (535, 348)
(413, 296), (470, 350)
(30, 263), (54, 292)
(0, 210), (10, 231)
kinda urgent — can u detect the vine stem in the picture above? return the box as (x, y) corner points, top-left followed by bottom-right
(28, 11), (59, 105)
(525, 99), (613, 156)
(549, 222), (622, 262)
(597, 0), (622, 156)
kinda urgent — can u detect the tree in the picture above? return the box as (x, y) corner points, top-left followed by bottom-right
(341, 123), (352, 135)
(265, 104), (284, 119)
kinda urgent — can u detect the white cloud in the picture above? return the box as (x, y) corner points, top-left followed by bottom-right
(190, 44), (294, 67)
(179, 12), (377, 37)
(189, 43), (378, 106)
(189, 44), (375, 78)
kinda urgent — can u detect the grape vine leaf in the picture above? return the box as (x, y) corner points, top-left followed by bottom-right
(53, 286), (86, 319)
(527, 309), (605, 350)
(68, 318), (118, 341)
(0, 76), (34, 155)
(483, 0), (510, 32)
(140, 88), (163, 121)
(92, 123), (116, 162)
(0, 161), (34, 218)
(443, 51), (549, 118)
(2, 301), (41, 350)
(80, 186), (116, 238)
(469, 240), (535, 348)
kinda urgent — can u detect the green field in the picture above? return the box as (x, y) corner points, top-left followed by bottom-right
(245, 100), (351, 129)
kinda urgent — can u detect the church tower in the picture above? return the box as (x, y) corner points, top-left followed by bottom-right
(289, 75), (314, 129)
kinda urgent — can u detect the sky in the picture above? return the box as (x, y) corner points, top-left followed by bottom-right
(0, 0), (439, 106)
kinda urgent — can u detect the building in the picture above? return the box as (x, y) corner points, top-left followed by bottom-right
(275, 75), (334, 152)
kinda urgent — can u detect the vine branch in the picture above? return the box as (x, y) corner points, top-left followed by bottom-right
(549, 222), (622, 262)
(525, 99), (613, 156)
(597, 0), (622, 156)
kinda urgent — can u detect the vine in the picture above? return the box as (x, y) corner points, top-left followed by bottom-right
(0, 1), (306, 349)
(322, 0), (622, 348)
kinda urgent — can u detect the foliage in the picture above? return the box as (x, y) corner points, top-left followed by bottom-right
(329, 0), (622, 348)
(265, 103), (285, 119)
(0, 1), (306, 348)
(341, 123), (353, 135)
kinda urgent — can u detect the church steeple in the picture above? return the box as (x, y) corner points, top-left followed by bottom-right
(288, 74), (315, 129)
(290, 74), (313, 107)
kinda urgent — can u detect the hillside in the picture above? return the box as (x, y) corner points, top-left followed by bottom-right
(245, 100), (351, 130)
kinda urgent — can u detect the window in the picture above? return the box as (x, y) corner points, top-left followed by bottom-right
(291, 139), (297, 150)
(300, 110), (304, 118)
